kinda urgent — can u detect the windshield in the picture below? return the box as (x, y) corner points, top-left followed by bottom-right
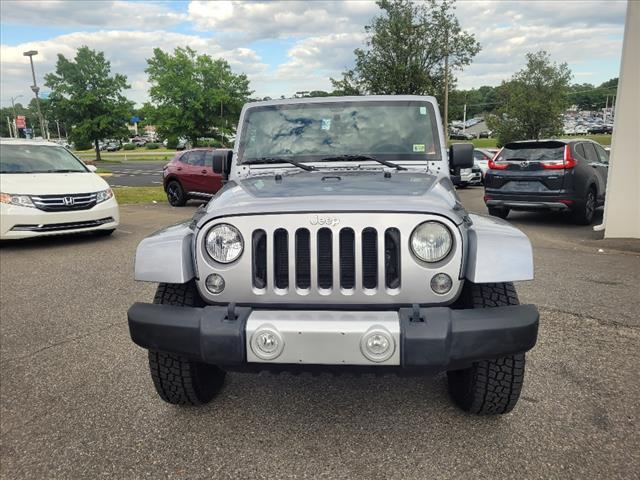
(0, 144), (88, 174)
(499, 144), (565, 162)
(238, 101), (441, 163)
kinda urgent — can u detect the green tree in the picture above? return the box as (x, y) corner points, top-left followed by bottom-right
(44, 46), (133, 159)
(330, 0), (480, 102)
(487, 51), (572, 146)
(145, 47), (252, 147)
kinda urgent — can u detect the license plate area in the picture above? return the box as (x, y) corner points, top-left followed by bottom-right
(504, 180), (548, 192)
(245, 310), (400, 365)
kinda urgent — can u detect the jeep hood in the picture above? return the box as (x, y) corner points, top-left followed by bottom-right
(198, 171), (467, 227)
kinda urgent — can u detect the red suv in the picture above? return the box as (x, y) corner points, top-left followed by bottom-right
(163, 148), (223, 206)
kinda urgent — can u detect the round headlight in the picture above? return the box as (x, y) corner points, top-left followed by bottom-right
(205, 224), (244, 264)
(410, 221), (453, 263)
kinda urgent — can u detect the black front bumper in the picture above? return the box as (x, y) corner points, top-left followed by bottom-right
(128, 303), (539, 371)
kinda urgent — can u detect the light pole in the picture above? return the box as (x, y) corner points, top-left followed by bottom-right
(23, 50), (47, 139)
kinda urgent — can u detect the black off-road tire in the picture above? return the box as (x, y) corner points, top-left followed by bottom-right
(488, 206), (510, 219)
(147, 282), (226, 405)
(572, 186), (596, 225)
(166, 180), (187, 207)
(447, 282), (526, 415)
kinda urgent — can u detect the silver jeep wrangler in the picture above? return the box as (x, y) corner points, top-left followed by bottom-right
(128, 96), (538, 415)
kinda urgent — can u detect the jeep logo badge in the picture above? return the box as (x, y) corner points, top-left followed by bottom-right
(309, 215), (340, 227)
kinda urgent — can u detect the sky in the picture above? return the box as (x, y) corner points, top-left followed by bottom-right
(0, 0), (628, 108)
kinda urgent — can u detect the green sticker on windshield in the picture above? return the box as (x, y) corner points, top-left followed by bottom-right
(413, 144), (426, 152)
(419, 106), (427, 115)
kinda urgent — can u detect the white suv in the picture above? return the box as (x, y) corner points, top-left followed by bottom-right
(0, 139), (119, 240)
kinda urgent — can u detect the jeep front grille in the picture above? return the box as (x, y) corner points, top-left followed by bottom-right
(251, 227), (401, 293)
(195, 213), (463, 305)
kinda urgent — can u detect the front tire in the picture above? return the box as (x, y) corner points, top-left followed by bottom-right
(447, 282), (526, 415)
(488, 206), (510, 219)
(147, 282), (226, 405)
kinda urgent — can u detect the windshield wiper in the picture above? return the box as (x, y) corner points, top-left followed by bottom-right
(320, 154), (407, 171)
(38, 169), (83, 173)
(245, 157), (318, 172)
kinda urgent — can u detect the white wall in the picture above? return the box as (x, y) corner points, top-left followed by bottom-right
(603, 0), (640, 239)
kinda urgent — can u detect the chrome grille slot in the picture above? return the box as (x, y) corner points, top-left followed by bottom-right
(295, 229), (311, 289)
(273, 229), (289, 289)
(317, 228), (333, 289)
(339, 228), (355, 289)
(362, 228), (378, 289)
(252, 230), (267, 289)
(385, 228), (401, 289)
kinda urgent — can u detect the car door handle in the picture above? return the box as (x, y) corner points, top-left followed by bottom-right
(201, 169), (207, 174)
(177, 167), (182, 171)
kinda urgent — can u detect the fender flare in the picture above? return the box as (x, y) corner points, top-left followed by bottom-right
(134, 221), (195, 283)
(464, 214), (534, 283)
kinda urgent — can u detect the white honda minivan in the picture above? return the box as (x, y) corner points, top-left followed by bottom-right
(0, 139), (119, 240)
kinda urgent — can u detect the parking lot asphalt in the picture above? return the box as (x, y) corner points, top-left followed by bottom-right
(101, 161), (165, 187)
(1, 188), (639, 479)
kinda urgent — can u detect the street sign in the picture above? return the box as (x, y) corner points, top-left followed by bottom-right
(16, 116), (26, 129)
(131, 116), (140, 124)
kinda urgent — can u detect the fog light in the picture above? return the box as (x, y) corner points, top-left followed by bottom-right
(430, 273), (452, 295)
(205, 274), (225, 294)
(360, 327), (395, 363)
(250, 326), (284, 360)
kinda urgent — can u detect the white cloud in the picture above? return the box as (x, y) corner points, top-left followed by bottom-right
(0, 1), (187, 30)
(0, 0), (626, 105)
(187, 0), (379, 40)
(0, 31), (266, 107)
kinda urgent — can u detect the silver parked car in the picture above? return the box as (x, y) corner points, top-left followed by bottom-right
(127, 96), (539, 415)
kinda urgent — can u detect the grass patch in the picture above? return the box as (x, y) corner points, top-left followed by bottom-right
(112, 186), (167, 204)
(78, 154), (171, 162)
(95, 167), (112, 174)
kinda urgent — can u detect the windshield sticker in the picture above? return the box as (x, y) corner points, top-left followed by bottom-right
(413, 144), (426, 152)
(419, 106), (427, 115)
(254, 179), (264, 190)
(321, 118), (332, 130)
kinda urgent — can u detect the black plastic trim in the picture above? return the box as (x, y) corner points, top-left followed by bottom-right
(128, 302), (538, 371)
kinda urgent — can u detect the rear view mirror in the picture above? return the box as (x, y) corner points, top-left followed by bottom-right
(212, 149), (233, 176)
(86, 164), (97, 173)
(449, 143), (474, 169)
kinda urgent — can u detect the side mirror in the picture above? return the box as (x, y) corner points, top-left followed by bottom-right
(212, 149), (233, 176)
(86, 164), (97, 173)
(449, 143), (474, 169)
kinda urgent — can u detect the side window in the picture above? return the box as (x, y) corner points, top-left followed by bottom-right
(582, 143), (599, 163)
(204, 151), (214, 168)
(594, 144), (609, 164)
(189, 151), (205, 167)
(574, 143), (586, 160)
(179, 152), (191, 165)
